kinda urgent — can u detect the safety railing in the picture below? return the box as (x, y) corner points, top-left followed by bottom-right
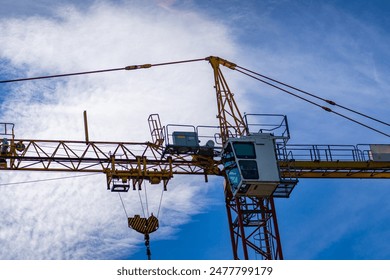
(276, 144), (374, 162)
(244, 114), (290, 143)
(0, 123), (15, 138)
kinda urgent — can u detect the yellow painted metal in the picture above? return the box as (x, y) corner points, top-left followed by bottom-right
(207, 56), (247, 143)
(279, 160), (390, 178)
(0, 138), (220, 176)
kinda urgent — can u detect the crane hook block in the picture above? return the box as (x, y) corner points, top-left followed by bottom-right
(128, 214), (159, 235)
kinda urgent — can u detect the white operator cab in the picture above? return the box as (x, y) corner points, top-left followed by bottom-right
(222, 133), (282, 198)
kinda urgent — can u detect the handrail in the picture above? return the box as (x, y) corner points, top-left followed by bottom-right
(276, 144), (378, 162)
(0, 123), (15, 138)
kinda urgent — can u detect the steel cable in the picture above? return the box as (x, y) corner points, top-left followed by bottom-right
(235, 68), (390, 138)
(0, 58), (206, 84)
(236, 65), (390, 127)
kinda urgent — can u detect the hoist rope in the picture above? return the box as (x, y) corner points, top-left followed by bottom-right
(118, 192), (129, 219)
(144, 181), (150, 217)
(137, 187), (147, 218)
(132, 183), (166, 261)
(156, 187), (165, 219)
(144, 233), (152, 260)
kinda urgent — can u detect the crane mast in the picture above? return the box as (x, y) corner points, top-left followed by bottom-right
(207, 56), (389, 259)
(208, 56), (284, 259)
(0, 56), (389, 260)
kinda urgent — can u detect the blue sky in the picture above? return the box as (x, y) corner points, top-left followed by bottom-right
(0, 0), (389, 260)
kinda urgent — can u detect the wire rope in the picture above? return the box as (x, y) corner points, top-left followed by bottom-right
(156, 187), (165, 219)
(118, 192), (129, 219)
(144, 181), (149, 217)
(1, 56), (387, 137)
(236, 65), (390, 127)
(0, 58), (206, 84)
(137, 186), (146, 218)
(235, 68), (390, 138)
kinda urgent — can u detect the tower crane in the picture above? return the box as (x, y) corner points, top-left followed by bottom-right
(0, 56), (389, 260)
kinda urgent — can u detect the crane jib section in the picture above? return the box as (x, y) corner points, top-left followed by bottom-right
(0, 137), (388, 186)
(277, 144), (390, 178)
(0, 138), (223, 190)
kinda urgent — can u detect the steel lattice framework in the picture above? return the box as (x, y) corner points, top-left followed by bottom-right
(0, 56), (389, 260)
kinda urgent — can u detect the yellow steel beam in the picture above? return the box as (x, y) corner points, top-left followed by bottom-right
(0, 138), (222, 177)
(1, 138), (389, 179)
(279, 160), (390, 179)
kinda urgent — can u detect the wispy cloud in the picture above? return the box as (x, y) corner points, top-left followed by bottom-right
(1, 0), (389, 260)
(0, 1), (236, 259)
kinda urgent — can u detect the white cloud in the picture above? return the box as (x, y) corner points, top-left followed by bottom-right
(1, 0), (389, 261)
(0, 1), (236, 259)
